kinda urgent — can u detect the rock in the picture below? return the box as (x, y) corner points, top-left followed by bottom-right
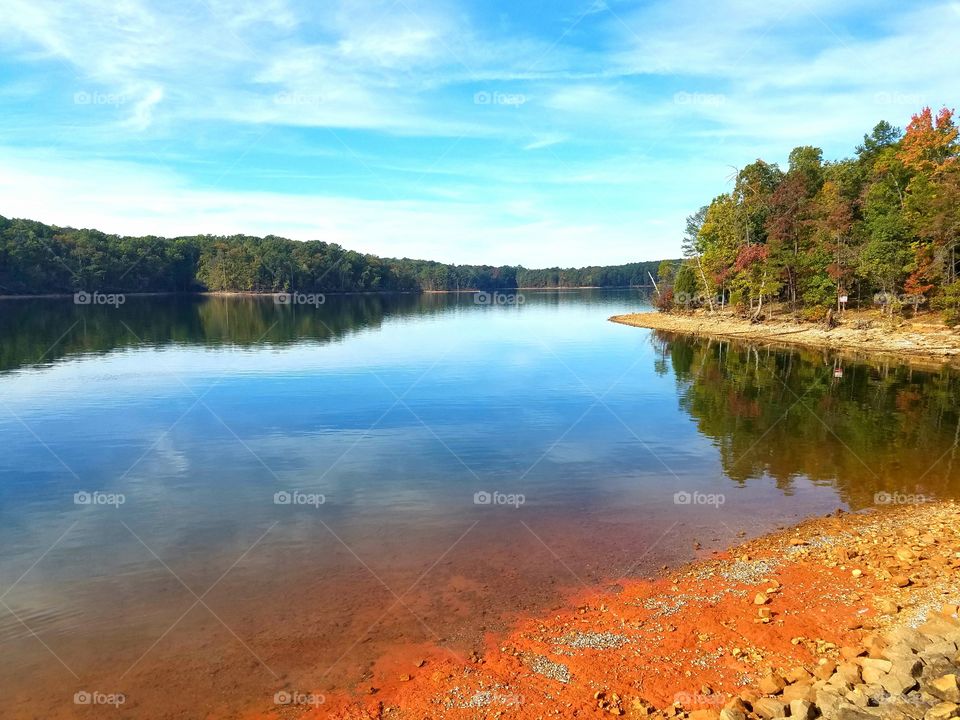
(860, 658), (894, 685)
(832, 662), (863, 688)
(758, 673), (786, 695)
(880, 670), (919, 695)
(786, 667), (814, 683)
(928, 642), (960, 657)
(782, 682), (816, 704)
(893, 575), (912, 588)
(752, 697), (786, 719)
(790, 699), (815, 720)
(929, 675), (960, 703)
(846, 684), (882, 708)
(836, 703), (883, 719)
(876, 597), (902, 615)
(920, 615), (960, 642)
(888, 627), (931, 652)
(816, 660), (838, 680)
(724, 697), (749, 714)
(925, 702), (960, 720)
(687, 710), (719, 720)
(817, 687), (846, 717)
(718, 710), (746, 720)
(865, 634), (888, 658)
(755, 593), (771, 605)
(842, 646), (867, 660)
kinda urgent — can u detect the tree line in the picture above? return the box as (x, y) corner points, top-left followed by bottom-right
(0, 215), (665, 295)
(658, 106), (960, 325)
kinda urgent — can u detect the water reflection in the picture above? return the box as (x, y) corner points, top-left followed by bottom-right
(653, 331), (960, 508)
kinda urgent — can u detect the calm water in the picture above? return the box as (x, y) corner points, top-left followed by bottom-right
(1, 291), (958, 718)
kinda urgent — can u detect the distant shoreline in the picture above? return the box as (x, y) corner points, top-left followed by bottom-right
(610, 310), (960, 367)
(0, 286), (648, 301)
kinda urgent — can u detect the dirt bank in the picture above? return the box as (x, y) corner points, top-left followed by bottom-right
(609, 311), (960, 367)
(280, 500), (960, 719)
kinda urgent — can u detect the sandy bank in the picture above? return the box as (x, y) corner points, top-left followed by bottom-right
(610, 311), (960, 367)
(306, 500), (960, 719)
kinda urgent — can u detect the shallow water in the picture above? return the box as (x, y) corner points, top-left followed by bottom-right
(1, 291), (957, 718)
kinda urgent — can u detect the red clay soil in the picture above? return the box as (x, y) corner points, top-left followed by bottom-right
(242, 501), (960, 719)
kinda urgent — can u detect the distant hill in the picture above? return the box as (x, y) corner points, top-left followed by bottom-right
(0, 215), (673, 295)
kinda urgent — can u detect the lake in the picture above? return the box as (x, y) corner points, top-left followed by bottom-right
(1, 291), (958, 718)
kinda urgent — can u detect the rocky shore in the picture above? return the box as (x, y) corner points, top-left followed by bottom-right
(316, 501), (960, 720)
(609, 311), (960, 366)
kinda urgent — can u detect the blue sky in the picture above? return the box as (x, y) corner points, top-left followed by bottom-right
(0, 0), (956, 266)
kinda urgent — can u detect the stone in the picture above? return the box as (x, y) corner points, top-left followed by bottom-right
(876, 597), (901, 615)
(929, 675), (960, 703)
(790, 699), (815, 720)
(785, 667), (814, 683)
(687, 710), (719, 720)
(836, 703), (883, 719)
(817, 687), (846, 717)
(925, 702), (960, 720)
(888, 627), (931, 652)
(752, 697), (786, 719)
(758, 673), (786, 695)
(833, 662), (863, 688)
(859, 658), (894, 673)
(920, 615), (960, 642)
(865, 634), (888, 658)
(928, 642), (960, 657)
(842, 646), (867, 660)
(755, 593), (771, 605)
(816, 660), (838, 680)
(718, 710), (746, 720)
(880, 670), (919, 695)
(782, 682), (816, 704)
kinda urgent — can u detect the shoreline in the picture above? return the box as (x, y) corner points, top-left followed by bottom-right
(315, 500), (960, 719)
(610, 310), (960, 368)
(0, 287), (646, 301)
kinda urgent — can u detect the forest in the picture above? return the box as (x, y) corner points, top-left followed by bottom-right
(659, 106), (960, 325)
(0, 215), (664, 295)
